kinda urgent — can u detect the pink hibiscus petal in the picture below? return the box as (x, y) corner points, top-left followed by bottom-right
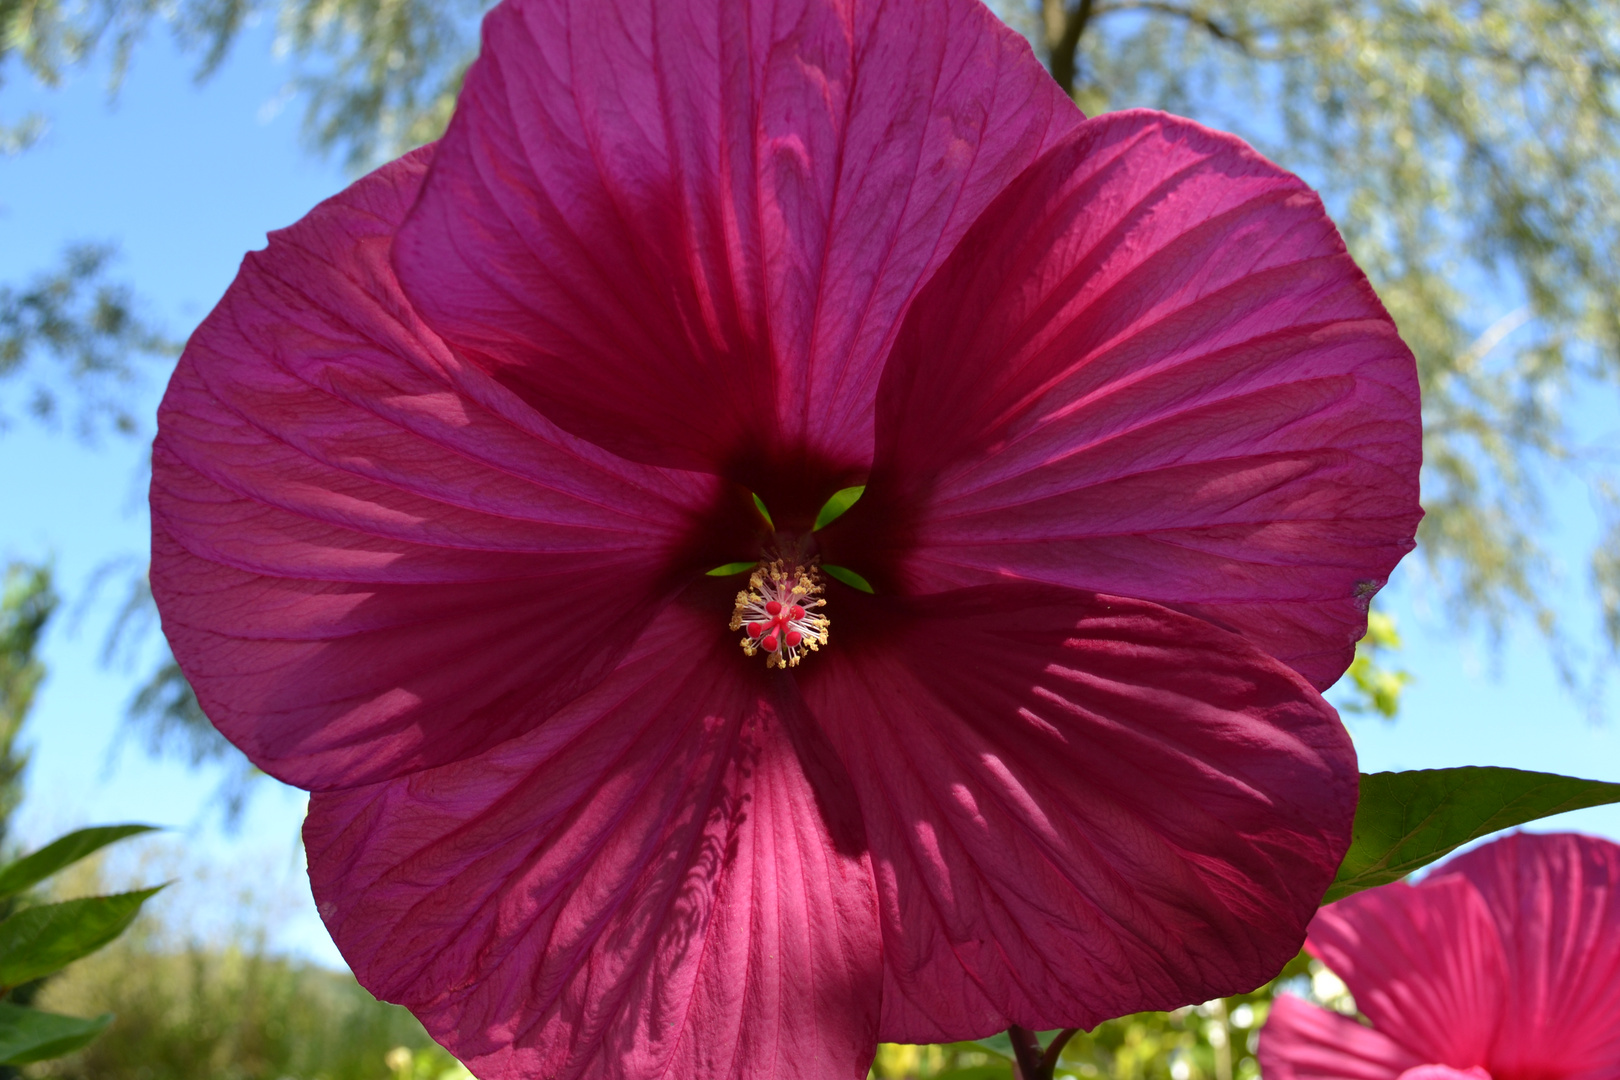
(796, 583), (1356, 1040)
(1306, 876), (1506, 1068)
(1396, 1067), (1492, 1080)
(847, 110), (1421, 689)
(1435, 833), (1620, 1079)
(151, 147), (736, 790)
(391, 0), (1079, 481)
(304, 594), (882, 1080)
(1258, 995), (1421, 1080)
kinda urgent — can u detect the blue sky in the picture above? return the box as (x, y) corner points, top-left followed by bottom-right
(2, 22), (1617, 970)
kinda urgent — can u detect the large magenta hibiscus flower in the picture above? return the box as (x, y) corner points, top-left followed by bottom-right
(1259, 832), (1620, 1080)
(150, 0), (1422, 1075)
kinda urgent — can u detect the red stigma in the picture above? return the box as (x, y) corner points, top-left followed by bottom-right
(729, 558), (831, 669)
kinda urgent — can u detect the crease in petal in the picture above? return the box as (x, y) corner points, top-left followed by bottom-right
(1258, 995), (1421, 1080)
(839, 109), (1422, 689)
(304, 594), (882, 1080)
(392, 0), (1080, 477)
(1306, 876), (1506, 1068)
(796, 582), (1356, 1041)
(1433, 833), (1620, 1079)
(150, 146), (736, 790)
(1396, 1067), (1492, 1080)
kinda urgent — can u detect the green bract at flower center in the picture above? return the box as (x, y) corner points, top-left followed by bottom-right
(729, 558), (830, 669)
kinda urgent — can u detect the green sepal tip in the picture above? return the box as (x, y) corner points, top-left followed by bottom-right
(705, 562), (758, 577)
(750, 493), (775, 531)
(822, 565), (874, 593)
(813, 486), (865, 531)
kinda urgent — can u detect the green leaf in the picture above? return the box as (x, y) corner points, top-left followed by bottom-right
(1326, 768), (1620, 902)
(704, 562), (757, 577)
(0, 1002), (111, 1064)
(821, 564), (874, 593)
(0, 825), (158, 900)
(750, 492), (774, 531)
(0, 886), (164, 988)
(812, 485), (865, 530)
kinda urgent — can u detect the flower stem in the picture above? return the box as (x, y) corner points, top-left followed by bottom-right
(1007, 1026), (1081, 1080)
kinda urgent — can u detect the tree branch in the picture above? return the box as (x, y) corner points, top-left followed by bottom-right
(1007, 1026), (1081, 1080)
(1044, 0), (1095, 97)
(1091, 1), (1254, 55)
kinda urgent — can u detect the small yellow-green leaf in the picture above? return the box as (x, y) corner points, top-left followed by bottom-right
(705, 562), (757, 577)
(750, 493), (774, 531)
(813, 486), (865, 531)
(1326, 767), (1620, 903)
(822, 565), (874, 593)
(0, 1002), (112, 1064)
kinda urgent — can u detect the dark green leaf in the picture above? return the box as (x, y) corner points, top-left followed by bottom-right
(813, 485), (865, 531)
(0, 1001), (111, 1064)
(704, 562), (757, 577)
(1327, 768), (1620, 902)
(750, 493), (774, 531)
(0, 886), (163, 988)
(0, 825), (157, 900)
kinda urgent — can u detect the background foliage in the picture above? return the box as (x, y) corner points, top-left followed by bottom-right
(0, 567), (53, 850)
(3, 0), (1619, 1076)
(30, 929), (459, 1080)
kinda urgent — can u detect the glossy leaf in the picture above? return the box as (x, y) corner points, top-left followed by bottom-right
(0, 1002), (112, 1065)
(1326, 768), (1620, 902)
(0, 887), (164, 988)
(814, 486), (865, 531)
(0, 825), (157, 901)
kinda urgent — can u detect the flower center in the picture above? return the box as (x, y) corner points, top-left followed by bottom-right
(728, 558), (830, 669)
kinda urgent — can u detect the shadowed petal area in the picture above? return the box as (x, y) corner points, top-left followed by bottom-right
(392, 0), (1079, 479)
(1306, 877), (1506, 1067)
(847, 110), (1421, 689)
(304, 596), (881, 1080)
(151, 148), (735, 790)
(1258, 996), (1420, 1080)
(1436, 833), (1620, 1079)
(797, 584), (1355, 1040)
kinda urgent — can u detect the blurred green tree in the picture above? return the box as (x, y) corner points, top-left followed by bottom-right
(0, 249), (177, 440)
(0, 565), (55, 850)
(30, 921), (454, 1079)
